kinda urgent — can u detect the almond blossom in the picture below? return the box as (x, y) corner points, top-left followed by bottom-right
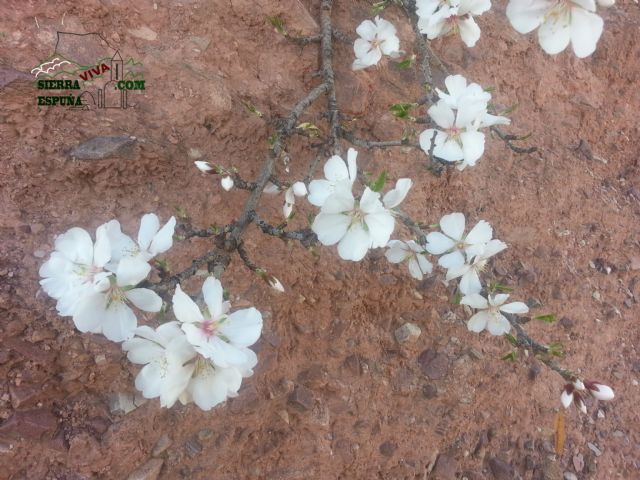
(172, 277), (263, 369)
(425, 212), (493, 268)
(445, 239), (507, 294)
(39, 225), (112, 316)
(561, 379), (588, 413)
(73, 257), (163, 342)
(352, 16), (400, 70)
(506, 0), (607, 58)
(122, 322), (197, 408)
(283, 181), (308, 218)
(460, 292), (529, 335)
(104, 214), (176, 270)
(312, 187), (399, 262)
(308, 148), (357, 207)
(385, 240), (433, 280)
(417, 0), (492, 47)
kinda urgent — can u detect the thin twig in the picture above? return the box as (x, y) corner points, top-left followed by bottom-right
(490, 126), (537, 154)
(320, 0), (341, 155)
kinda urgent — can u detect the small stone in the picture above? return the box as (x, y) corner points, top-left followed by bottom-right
(394, 323), (422, 343)
(229, 384), (260, 413)
(379, 440), (397, 457)
(629, 256), (640, 271)
(127, 458), (164, 480)
(67, 432), (106, 471)
(128, 26), (158, 41)
(0, 409), (58, 440)
(422, 384), (438, 399)
(563, 472), (578, 480)
(33, 250), (46, 258)
(488, 457), (514, 480)
(108, 392), (137, 415)
(597, 409), (605, 419)
(30, 223), (45, 234)
(152, 434), (172, 457)
(184, 436), (202, 458)
(187, 148), (203, 159)
(197, 429), (213, 441)
(587, 442), (602, 456)
(288, 385), (314, 411)
(433, 452), (457, 479)
(559, 317), (574, 330)
(468, 348), (484, 360)
(612, 430), (625, 438)
(417, 349), (449, 380)
(94, 354), (107, 365)
(69, 136), (137, 160)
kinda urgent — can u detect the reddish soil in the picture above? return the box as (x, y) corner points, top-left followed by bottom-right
(1, 1), (639, 479)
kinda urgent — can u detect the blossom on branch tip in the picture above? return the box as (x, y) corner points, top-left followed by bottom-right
(39, 225), (112, 316)
(73, 257), (162, 342)
(461, 292), (528, 335)
(173, 277), (263, 369)
(194, 161), (214, 173)
(417, 0), (492, 47)
(385, 240), (433, 280)
(445, 239), (507, 294)
(308, 148), (357, 207)
(352, 16), (400, 70)
(425, 212), (494, 269)
(221, 176), (234, 191)
(383, 178), (413, 209)
(561, 379), (614, 412)
(506, 0), (606, 58)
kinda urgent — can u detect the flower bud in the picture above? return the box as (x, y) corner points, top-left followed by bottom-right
(221, 176), (234, 191)
(194, 161), (213, 173)
(292, 181), (308, 197)
(586, 382), (615, 401)
(560, 386), (574, 409)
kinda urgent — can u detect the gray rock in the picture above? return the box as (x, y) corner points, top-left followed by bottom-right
(379, 441), (397, 457)
(108, 392), (137, 415)
(394, 323), (422, 343)
(288, 385), (314, 411)
(127, 458), (164, 480)
(433, 452), (457, 479)
(488, 457), (514, 480)
(152, 434), (172, 457)
(184, 436), (202, 458)
(69, 136), (136, 160)
(417, 349), (449, 380)
(587, 442), (602, 456)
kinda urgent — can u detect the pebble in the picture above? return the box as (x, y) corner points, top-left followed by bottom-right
(563, 472), (578, 480)
(572, 452), (584, 472)
(108, 392), (137, 415)
(0, 408), (58, 440)
(127, 458), (164, 480)
(417, 349), (449, 380)
(152, 434), (172, 457)
(433, 452), (457, 479)
(33, 250), (46, 258)
(288, 385), (314, 411)
(587, 442), (602, 456)
(128, 26), (158, 41)
(468, 348), (484, 360)
(422, 384), (438, 399)
(69, 136), (137, 160)
(488, 457), (514, 480)
(394, 323), (421, 343)
(379, 441), (397, 457)
(184, 436), (203, 457)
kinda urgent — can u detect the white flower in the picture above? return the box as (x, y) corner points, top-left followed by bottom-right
(39, 225), (112, 316)
(417, 0), (492, 47)
(445, 239), (507, 294)
(308, 149), (357, 207)
(122, 322), (196, 408)
(312, 187), (397, 262)
(382, 178), (413, 209)
(385, 240), (433, 280)
(179, 355), (256, 411)
(73, 257), (162, 342)
(425, 212), (493, 268)
(584, 380), (615, 401)
(194, 161), (214, 173)
(352, 16), (400, 70)
(221, 176), (234, 191)
(265, 274), (285, 293)
(104, 214), (176, 268)
(461, 293), (529, 335)
(506, 0), (604, 58)
(561, 380), (587, 412)
(419, 100), (487, 169)
(172, 277), (263, 368)
(283, 181), (308, 218)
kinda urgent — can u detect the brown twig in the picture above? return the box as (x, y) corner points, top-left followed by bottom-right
(490, 126), (537, 154)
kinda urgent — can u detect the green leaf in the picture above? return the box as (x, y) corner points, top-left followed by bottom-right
(241, 100), (263, 118)
(155, 259), (169, 273)
(394, 54), (416, 70)
(371, 1), (388, 15)
(488, 281), (513, 293)
(174, 206), (188, 219)
(389, 102), (417, 121)
(504, 332), (519, 347)
(451, 290), (462, 305)
(501, 350), (518, 361)
(369, 170), (387, 192)
(267, 15), (287, 35)
(548, 342), (565, 358)
(534, 314), (557, 324)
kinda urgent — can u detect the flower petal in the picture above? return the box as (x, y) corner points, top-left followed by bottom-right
(570, 6), (603, 58)
(428, 101), (455, 129)
(220, 308), (263, 347)
(440, 212), (465, 240)
(487, 313), (511, 336)
(149, 216), (176, 256)
(467, 311), (491, 332)
(138, 214), (160, 252)
(425, 231), (456, 255)
(100, 302), (138, 342)
(126, 288), (163, 312)
(172, 284), (204, 324)
(461, 293), (489, 309)
(465, 220), (493, 245)
(202, 276), (224, 319)
(438, 250), (466, 269)
(337, 223), (371, 261)
(538, 10), (572, 55)
(500, 301), (529, 314)
(382, 178), (412, 209)
(116, 257), (151, 287)
(459, 269), (482, 295)
(312, 212), (351, 246)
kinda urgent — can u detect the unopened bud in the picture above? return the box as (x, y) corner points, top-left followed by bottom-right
(194, 161), (213, 173)
(221, 176), (234, 191)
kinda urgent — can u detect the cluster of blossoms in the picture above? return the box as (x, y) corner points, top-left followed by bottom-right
(416, 0), (492, 47)
(506, 0), (615, 58)
(561, 379), (615, 413)
(40, 216), (263, 411)
(420, 74), (510, 170)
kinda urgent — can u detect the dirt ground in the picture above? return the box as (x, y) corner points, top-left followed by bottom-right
(1, 0), (639, 479)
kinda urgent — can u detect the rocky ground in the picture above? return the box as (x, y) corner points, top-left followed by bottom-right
(0, 0), (639, 479)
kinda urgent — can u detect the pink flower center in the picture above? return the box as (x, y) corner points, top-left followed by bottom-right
(200, 319), (219, 338)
